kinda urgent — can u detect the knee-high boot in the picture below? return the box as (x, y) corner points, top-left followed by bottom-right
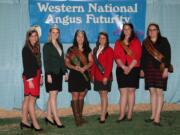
(79, 99), (87, 123)
(71, 100), (82, 126)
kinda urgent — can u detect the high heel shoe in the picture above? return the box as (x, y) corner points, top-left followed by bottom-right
(97, 112), (109, 120)
(144, 118), (154, 123)
(116, 115), (127, 123)
(20, 122), (32, 129)
(127, 118), (132, 121)
(31, 124), (43, 132)
(45, 117), (55, 125)
(153, 121), (162, 127)
(54, 120), (65, 128)
(99, 119), (106, 124)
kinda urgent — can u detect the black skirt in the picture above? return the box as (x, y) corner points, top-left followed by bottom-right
(94, 80), (112, 92)
(144, 58), (168, 91)
(68, 69), (91, 92)
(45, 73), (63, 93)
(116, 67), (140, 89)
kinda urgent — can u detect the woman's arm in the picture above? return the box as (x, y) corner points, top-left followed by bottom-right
(128, 39), (142, 70)
(65, 56), (78, 71)
(22, 47), (34, 80)
(82, 52), (93, 71)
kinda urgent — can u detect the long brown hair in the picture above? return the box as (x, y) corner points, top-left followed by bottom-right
(96, 32), (109, 51)
(147, 23), (162, 40)
(24, 29), (41, 67)
(119, 23), (137, 43)
(25, 29), (40, 55)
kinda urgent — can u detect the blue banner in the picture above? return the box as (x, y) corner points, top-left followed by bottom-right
(29, 0), (146, 43)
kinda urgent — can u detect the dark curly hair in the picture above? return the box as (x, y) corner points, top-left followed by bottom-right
(25, 29), (40, 54)
(119, 23), (137, 43)
(72, 30), (91, 56)
(147, 23), (162, 40)
(95, 32), (109, 51)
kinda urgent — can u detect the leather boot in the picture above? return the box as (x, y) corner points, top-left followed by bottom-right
(71, 100), (82, 126)
(79, 99), (87, 123)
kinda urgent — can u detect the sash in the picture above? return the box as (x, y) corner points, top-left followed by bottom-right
(93, 48), (105, 74)
(68, 47), (88, 66)
(144, 38), (173, 73)
(67, 47), (89, 81)
(120, 41), (134, 59)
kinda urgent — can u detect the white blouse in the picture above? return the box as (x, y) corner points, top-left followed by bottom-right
(54, 43), (62, 56)
(96, 46), (104, 58)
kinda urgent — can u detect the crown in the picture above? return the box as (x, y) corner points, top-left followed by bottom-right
(50, 24), (59, 30)
(29, 25), (42, 37)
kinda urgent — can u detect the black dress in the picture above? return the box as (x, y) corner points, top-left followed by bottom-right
(116, 66), (140, 89)
(43, 42), (66, 93)
(141, 37), (171, 91)
(116, 45), (140, 89)
(45, 72), (63, 92)
(67, 47), (91, 92)
(68, 69), (91, 92)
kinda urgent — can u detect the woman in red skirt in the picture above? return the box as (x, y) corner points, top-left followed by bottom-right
(141, 23), (171, 126)
(21, 28), (43, 131)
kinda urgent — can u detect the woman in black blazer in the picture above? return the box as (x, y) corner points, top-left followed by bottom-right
(43, 26), (66, 128)
(21, 29), (43, 131)
(141, 23), (171, 126)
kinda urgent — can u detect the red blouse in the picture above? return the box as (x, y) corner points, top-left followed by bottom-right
(114, 38), (142, 67)
(91, 47), (114, 81)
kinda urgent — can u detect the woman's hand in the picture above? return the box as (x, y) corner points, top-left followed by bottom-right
(47, 75), (52, 84)
(162, 68), (168, 79)
(102, 77), (108, 85)
(122, 66), (129, 75)
(64, 73), (69, 82)
(79, 67), (86, 73)
(74, 66), (80, 71)
(75, 66), (86, 73)
(40, 76), (43, 86)
(28, 80), (34, 89)
(90, 76), (94, 83)
(140, 70), (145, 78)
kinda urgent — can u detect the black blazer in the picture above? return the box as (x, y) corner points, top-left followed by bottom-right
(141, 37), (171, 70)
(43, 42), (66, 75)
(22, 46), (41, 80)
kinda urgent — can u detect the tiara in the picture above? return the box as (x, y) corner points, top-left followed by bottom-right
(50, 24), (59, 30)
(29, 25), (42, 37)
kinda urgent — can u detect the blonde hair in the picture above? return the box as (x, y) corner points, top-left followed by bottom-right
(48, 27), (60, 42)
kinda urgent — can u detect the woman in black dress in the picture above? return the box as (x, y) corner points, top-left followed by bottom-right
(114, 23), (142, 121)
(43, 26), (66, 128)
(91, 32), (114, 123)
(65, 30), (93, 126)
(141, 23), (171, 126)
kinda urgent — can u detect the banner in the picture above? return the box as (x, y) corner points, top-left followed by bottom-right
(29, 0), (146, 43)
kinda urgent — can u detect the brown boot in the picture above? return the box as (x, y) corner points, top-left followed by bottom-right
(79, 99), (87, 123)
(71, 100), (82, 126)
